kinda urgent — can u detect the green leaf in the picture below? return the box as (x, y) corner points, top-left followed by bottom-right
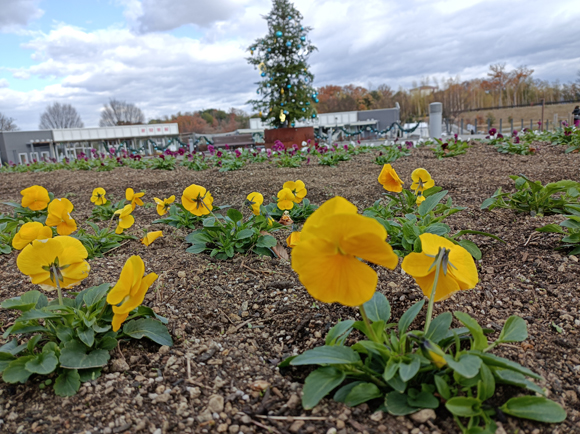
(325, 320), (355, 346)
(383, 358), (399, 381)
(426, 312), (452, 343)
(2, 356), (35, 383)
(445, 397), (482, 417)
(1, 290), (47, 311)
(407, 391), (439, 409)
(386, 372), (407, 393)
(122, 318), (173, 347)
(78, 367), (102, 382)
(83, 284), (111, 308)
(54, 369), (81, 397)
(256, 235), (277, 248)
(226, 208), (243, 223)
(444, 354), (482, 378)
(457, 239), (482, 260)
(419, 191), (448, 216)
(333, 381), (364, 403)
(19, 309), (63, 321)
(236, 229), (254, 240)
(363, 292), (391, 323)
(498, 316), (528, 343)
(500, 396), (566, 423)
(291, 346), (361, 366)
(0, 339), (26, 356)
(27, 334), (42, 353)
(399, 355), (420, 382)
(186, 244), (207, 254)
(302, 366), (346, 409)
(97, 336), (118, 351)
(493, 368), (544, 395)
(385, 392), (417, 416)
(78, 327), (95, 348)
(434, 375), (451, 400)
(59, 340), (110, 369)
(478, 363), (495, 401)
(536, 224), (565, 234)
(25, 351), (58, 375)
(454, 312), (487, 350)
(469, 351), (542, 380)
(343, 382), (382, 406)
(399, 300), (425, 334)
(480, 197), (496, 210)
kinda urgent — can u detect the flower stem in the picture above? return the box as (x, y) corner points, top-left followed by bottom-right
(51, 264), (64, 306)
(359, 304), (380, 343)
(424, 248), (444, 334)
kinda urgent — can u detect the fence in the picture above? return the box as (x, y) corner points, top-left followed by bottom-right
(443, 116), (572, 136)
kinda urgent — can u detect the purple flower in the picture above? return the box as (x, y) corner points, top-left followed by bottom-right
(514, 136), (521, 143)
(405, 141), (413, 149)
(216, 150), (223, 157)
(208, 145), (215, 155)
(266, 149), (272, 157)
(159, 154), (165, 159)
(497, 133), (504, 139)
(343, 144), (349, 150)
(235, 149), (242, 158)
(512, 130), (518, 136)
(225, 144), (230, 150)
(489, 128), (497, 136)
(273, 140), (285, 152)
(306, 157), (310, 164)
(292, 143), (299, 151)
(178, 148), (186, 155)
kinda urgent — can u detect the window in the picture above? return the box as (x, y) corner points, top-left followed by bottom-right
(41, 151), (50, 161)
(18, 153), (29, 164)
(30, 152), (39, 162)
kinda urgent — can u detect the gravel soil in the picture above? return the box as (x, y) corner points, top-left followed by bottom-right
(0, 141), (579, 434)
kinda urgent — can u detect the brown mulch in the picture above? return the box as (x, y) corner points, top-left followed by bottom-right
(0, 141), (579, 434)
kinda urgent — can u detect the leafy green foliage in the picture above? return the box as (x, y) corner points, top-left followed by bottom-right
(537, 214), (580, 255)
(264, 198), (317, 223)
(284, 293), (565, 433)
(374, 143), (411, 165)
(73, 222), (136, 259)
(185, 207), (281, 259)
(428, 137), (470, 159)
(481, 175), (580, 217)
(182, 153), (210, 171)
(146, 155), (176, 170)
(89, 198), (126, 221)
(364, 187), (501, 258)
(317, 146), (351, 167)
(0, 286), (171, 396)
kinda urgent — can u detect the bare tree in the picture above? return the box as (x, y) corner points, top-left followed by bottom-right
(99, 99), (145, 126)
(0, 112), (18, 131)
(39, 102), (84, 129)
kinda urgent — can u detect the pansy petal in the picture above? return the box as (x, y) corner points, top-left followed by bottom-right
(401, 251), (435, 278)
(418, 233), (456, 256)
(301, 197), (358, 240)
(292, 238), (378, 306)
(449, 247), (479, 289)
(341, 233), (399, 269)
(414, 271), (461, 302)
(112, 312), (129, 332)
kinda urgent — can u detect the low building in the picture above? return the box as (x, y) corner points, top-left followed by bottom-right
(0, 123), (179, 165)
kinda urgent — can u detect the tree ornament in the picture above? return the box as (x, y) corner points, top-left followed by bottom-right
(300, 36), (306, 41)
(280, 110), (286, 122)
(276, 31), (283, 37)
(286, 41), (292, 47)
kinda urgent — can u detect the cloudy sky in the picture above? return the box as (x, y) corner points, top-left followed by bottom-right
(0, 0), (578, 130)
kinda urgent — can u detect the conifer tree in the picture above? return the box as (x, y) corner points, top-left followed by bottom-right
(247, 0), (318, 129)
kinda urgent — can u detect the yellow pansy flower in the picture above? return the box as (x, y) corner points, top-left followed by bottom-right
(246, 192), (264, 216)
(410, 168), (435, 193)
(141, 231), (163, 246)
(154, 196), (175, 216)
(291, 197), (398, 306)
(277, 188), (295, 210)
(91, 188), (107, 206)
(20, 185), (50, 211)
(45, 198), (77, 235)
(401, 233), (478, 302)
(114, 204), (135, 234)
(416, 194), (426, 206)
(283, 180), (307, 203)
(378, 164), (404, 193)
(16, 236), (90, 291)
(126, 188), (145, 210)
(12, 222), (53, 250)
(286, 232), (301, 248)
(182, 184), (213, 216)
(421, 340), (447, 368)
(106, 256), (158, 331)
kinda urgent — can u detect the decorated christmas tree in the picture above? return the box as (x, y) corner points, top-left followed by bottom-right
(247, 0), (318, 129)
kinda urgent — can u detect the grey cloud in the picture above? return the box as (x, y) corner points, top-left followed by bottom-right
(0, 0), (43, 31)
(134, 0), (242, 33)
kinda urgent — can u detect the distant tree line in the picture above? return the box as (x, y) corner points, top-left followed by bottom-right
(149, 109), (251, 135)
(315, 65), (580, 122)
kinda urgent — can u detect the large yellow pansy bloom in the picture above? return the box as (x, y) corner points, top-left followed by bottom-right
(153, 196), (175, 216)
(107, 256), (158, 331)
(246, 192), (264, 216)
(114, 204), (135, 234)
(283, 180), (307, 203)
(410, 168), (435, 193)
(277, 188), (295, 210)
(378, 164), (404, 193)
(17, 236), (90, 291)
(286, 232), (301, 248)
(126, 188), (145, 210)
(91, 188), (107, 206)
(45, 198), (77, 235)
(181, 184), (213, 216)
(20, 185), (50, 211)
(401, 233), (478, 302)
(12, 222), (53, 250)
(291, 197), (399, 306)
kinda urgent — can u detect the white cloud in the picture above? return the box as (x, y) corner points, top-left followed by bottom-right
(0, 78), (9, 88)
(1, 0), (579, 130)
(0, 0), (44, 32)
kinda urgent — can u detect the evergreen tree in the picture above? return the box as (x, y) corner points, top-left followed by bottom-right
(247, 0), (318, 129)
